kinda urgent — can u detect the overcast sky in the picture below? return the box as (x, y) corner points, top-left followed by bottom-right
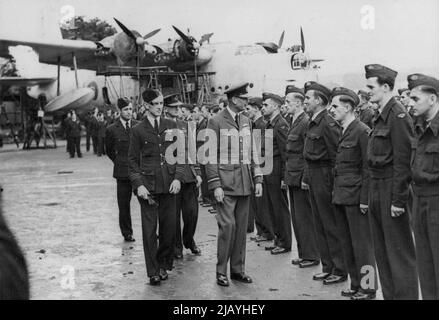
(1, 0), (439, 79)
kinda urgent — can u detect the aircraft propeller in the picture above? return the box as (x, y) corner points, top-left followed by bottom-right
(172, 26), (200, 56)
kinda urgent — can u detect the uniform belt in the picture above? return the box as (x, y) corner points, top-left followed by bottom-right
(369, 166), (393, 179)
(412, 182), (439, 196)
(306, 160), (333, 168)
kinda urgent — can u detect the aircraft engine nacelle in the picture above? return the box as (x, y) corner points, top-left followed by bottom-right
(173, 37), (199, 61)
(290, 52), (310, 70)
(113, 31), (145, 64)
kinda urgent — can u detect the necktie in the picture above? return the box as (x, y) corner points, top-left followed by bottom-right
(154, 118), (159, 134)
(125, 121), (130, 134)
(235, 114), (239, 127)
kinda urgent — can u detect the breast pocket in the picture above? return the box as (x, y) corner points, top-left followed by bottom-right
(338, 141), (358, 163)
(305, 133), (324, 155)
(286, 134), (302, 154)
(424, 143), (439, 173)
(371, 128), (391, 156)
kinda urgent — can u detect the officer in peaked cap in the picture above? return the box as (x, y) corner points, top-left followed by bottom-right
(163, 94), (183, 120)
(206, 81), (263, 286)
(303, 81), (347, 285)
(407, 73), (439, 300)
(284, 84), (320, 268)
(260, 91), (291, 255)
(364, 63), (418, 300)
(330, 87), (377, 299)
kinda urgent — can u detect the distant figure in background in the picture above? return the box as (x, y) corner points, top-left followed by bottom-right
(91, 108), (99, 154)
(84, 111), (93, 152)
(105, 109), (114, 126)
(67, 112), (82, 158)
(0, 186), (30, 299)
(63, 111), (72, 153)
(97, 112), (107, 156)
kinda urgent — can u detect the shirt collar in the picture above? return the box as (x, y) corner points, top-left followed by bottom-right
(427, 109), (439, 137)
(292, 110), (304, 124)
(269, 111), (280, 124)
(342, 116), (356, 134)
(226, 106), (237, 120)
(120, 118), (131, 128)
(311, 108), (325, 122)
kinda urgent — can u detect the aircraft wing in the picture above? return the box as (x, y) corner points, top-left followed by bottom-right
(0, 77), (57, 86)
(0, 38), (100, 70)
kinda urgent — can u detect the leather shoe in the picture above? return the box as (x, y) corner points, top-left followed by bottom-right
(124, 235), (135, 242)
(230, 273), (253, 283)
(254, 235), (270, 243)
(299, 260), (320, 268)
(323, 274), (348, 285)
(159, 269), (168, 281)
(313, 272), (331, 281)
(341, 288), (358, 297)
(271, 247), (291, 255)
(351, 291), (376, 300)
(216, 274), (229, 287)
(264, 244), (276, 251)
(189, 245), (202, 255)
(149, 276), (161, 285)
(291, 258), (303, 265)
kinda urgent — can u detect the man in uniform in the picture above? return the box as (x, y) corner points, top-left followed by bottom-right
(408, 74), (439, 300)
(330, 87), (377, 300)
(261, 92), (291, 255)
(206, 83), (263, 286)
(303, 81), (347, 285)
(164, 97), (203, 259)
(284, 85), (320, 268)
(245, 97), (274, 243)
(356, 90), (374, 128)
(365, 64), (418, 300)
(106, 98), (138, 242)
(198, 104), (214, 207)
(398, 88), (414, 116)
(128, 88), (184, 286)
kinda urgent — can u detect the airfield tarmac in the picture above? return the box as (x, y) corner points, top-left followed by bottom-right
(0, 142), (383, 300)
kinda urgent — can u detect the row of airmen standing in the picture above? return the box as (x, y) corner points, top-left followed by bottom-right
(245, 64), (439, 300)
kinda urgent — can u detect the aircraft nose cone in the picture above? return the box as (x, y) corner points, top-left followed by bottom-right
(196, 47), (212, 65)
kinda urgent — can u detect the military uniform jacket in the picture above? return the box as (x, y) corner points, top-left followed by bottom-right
(176, 119), (201, 184)
(285, 112), (309, 187)
(128, 117), (185, 194)
(196, 117), (208, 150)
(358, 107), (374, 129)
(411, 111), (439, 196)
(265, 113), (289, 184)
(66, 119), (82, 138)
(333, 118), (370, 205)
(106, 119), (139, 179)
(367, 97), (413, 208)
(303, 109), (341, 166)
(206, 109), (263, 196)
(90, 117), (99, 137)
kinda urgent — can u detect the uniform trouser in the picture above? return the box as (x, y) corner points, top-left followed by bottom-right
(247, 198), (255, 233)
(175, 182), (199, 253)
(289, 186), (320, 261)
(308, 166), (346, 276)
(138, 193), (176, 277)
(266, 178), (291, 249)
(216, 195), (250, 276)
(97, 137), (106, 156)
(369, 178), (418, 300)
(66, 135), (71, 152)
(413, 194), (439, 300)
(200, 165), (213, 203)
(117, 179), (133, 238)
(252, 182), (274, 239)
(68, 136), (81, 157)
(334, 204), (377, 293)
(91, 135), (98, 154)
(86, 131), (91, 151)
